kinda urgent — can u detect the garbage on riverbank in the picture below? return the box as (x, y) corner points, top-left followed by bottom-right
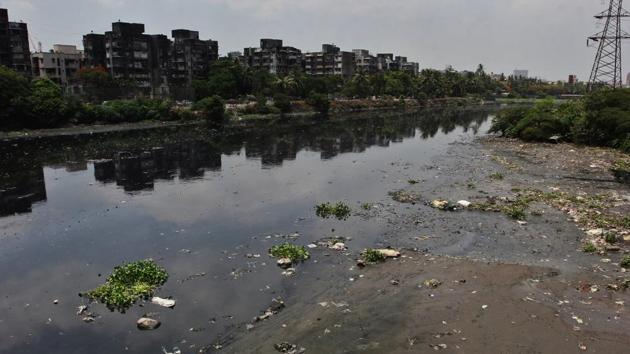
(358, 248), (401, 267)
(389, 190), (420, 204)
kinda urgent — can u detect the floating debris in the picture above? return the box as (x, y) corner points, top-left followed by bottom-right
(254, 299), (285, 322)
(423, 279), (442, 289)
(137, 317), (161, 330)
(151, 297), (176, 308)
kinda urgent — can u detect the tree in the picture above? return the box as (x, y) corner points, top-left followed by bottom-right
(343, 72), (371, 98)
(196, 59), (249, 99)
(17, 79), (77, 129)
(194, 95), (226, 124)
(273, 93), (292, 113)
(78, 66), (127, 102)
(0, 65), (31, 130)
(306, 93), (331, 116)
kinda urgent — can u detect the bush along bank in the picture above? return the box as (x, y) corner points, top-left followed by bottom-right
(490, 89), (630, 153)
(1, 61), (502, 132)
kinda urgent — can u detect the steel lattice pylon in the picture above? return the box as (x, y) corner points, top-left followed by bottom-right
(588, 0), (630, 89)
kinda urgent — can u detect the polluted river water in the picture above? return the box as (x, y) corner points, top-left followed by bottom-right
(4, 107), (622, 353)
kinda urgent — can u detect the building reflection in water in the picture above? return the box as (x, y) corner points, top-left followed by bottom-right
(0, 108), (490, 217)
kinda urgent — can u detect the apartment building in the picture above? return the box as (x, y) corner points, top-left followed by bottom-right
(0, 8), (31, 75)
(170, 29), (219, 88)
(103, 22), (153, 92)
(395, 56), (419, 75)
(353, 49), (378, 74)
(31, 45), (83, 91)
(83, 33), (107, 68)
(304, 44), (355, 78)
(83, 23), (219, 96)
(243, 39), (302, 75)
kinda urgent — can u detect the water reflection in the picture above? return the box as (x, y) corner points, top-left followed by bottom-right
(0, 108), (491, 217)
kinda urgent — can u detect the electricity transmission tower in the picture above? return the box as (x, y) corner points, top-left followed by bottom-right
(588, 0), (630, 89)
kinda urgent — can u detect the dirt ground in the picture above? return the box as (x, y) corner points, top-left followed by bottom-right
(221, 138), (630, 354)
(227, 255), (630, 354)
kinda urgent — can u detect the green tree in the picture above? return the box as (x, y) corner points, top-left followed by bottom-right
(20, 79), (77, 128)
(343, 72), (371, 98)
(273, 93), (292, 113)
(0, 65), (31, 130)
(195, 59), (249, 99)
(306, 93), (331, 116)
(194, 95), (226, 124)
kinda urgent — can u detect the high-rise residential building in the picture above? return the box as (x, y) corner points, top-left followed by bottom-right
(626, 72), (630, 87)
(303, 44), (355, 78)
(353, 49), (378, 74)
(31, 45), (84, 91)
(376, 53), (397, 71)
(170, 29), (218, 89)
(84, 23), (219, 97)
(150, 34), (172, 96)
(243, 39), (302, 75)
(395, 56), (419, 76)
(104, 22), (153, 92)
(513, 69), (529, 79)
(83, 33), (107, 68)
(568, 74), (577, 85)
(0, 8), (31, 75)
(0, 9), (10, 69)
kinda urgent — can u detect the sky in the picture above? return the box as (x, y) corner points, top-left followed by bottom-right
(0, 0), (621, 81)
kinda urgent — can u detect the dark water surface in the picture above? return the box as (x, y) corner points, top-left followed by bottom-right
(0, 109), (494, 353)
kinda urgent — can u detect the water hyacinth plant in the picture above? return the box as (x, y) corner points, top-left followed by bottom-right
(269, 243), (310, 262)
(315, 202), (352, 220)
(84, 259), (168, 311)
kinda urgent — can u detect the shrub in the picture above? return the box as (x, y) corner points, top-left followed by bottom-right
(621, 255), (630, 268)
(269, 243), (310, 262)
(194, 95), (226, 124)
(306, 93), (331, 116)
(15, 79), (78, 129)
(273, 93), (292, 113)
(574, 89), (630, 148)
(84, 259), (168, 311)
(510, 99), (568, 141)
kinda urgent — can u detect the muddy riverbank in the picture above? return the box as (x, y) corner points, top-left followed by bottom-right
(1, 109), (628, 353)
(223, 137), (630, 353)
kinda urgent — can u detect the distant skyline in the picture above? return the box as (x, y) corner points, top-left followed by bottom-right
(0, 0), (625, 81)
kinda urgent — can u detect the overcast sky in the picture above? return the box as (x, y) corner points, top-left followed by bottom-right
(0, 0), (620, 80)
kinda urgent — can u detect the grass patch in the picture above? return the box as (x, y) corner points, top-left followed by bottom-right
(504, 205), (527, 220)
(269, 243), (310, 262)
(315, 202), (352, 220)
(583, 243), (597, 253)
(361, 202), (373, 211)
(621, 256), (630, 269)
(605, 233), (618, 244)
(361, 249), (387, 264)
(85, 260), (168, 311)
(489, 172), (505, 180)
(408, 179), (419, 185)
